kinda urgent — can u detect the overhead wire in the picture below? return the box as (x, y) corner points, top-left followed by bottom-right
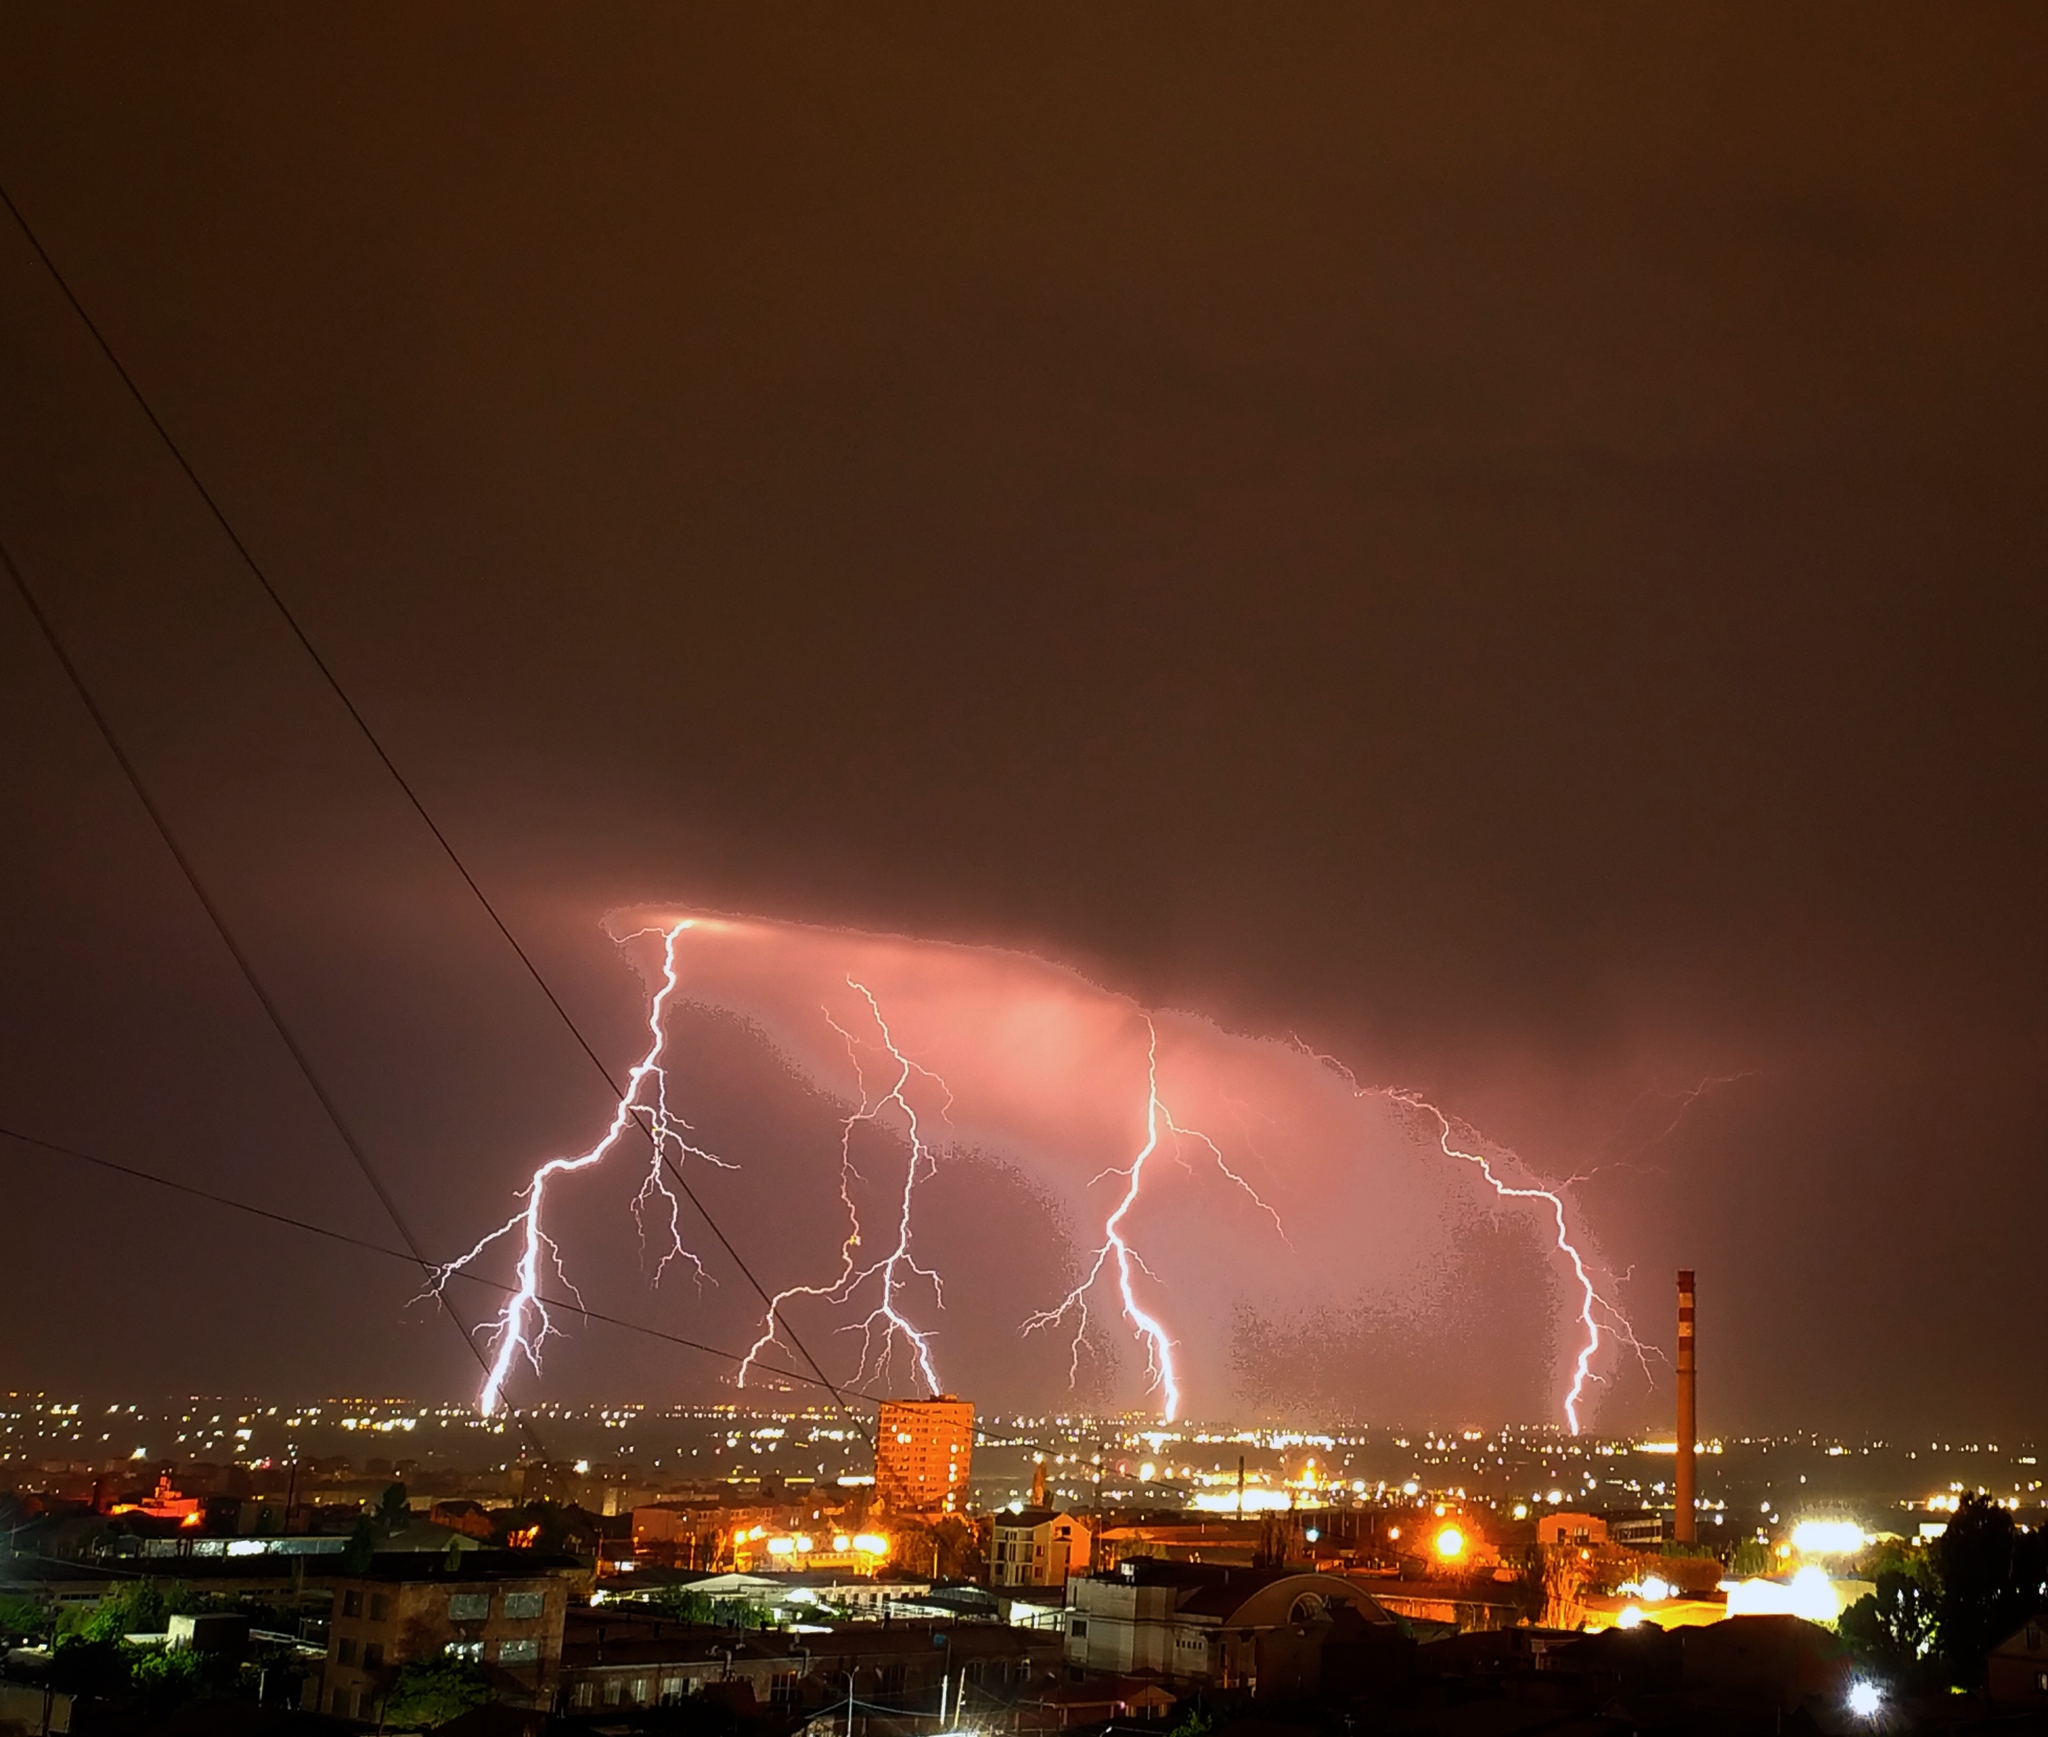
(0, 1116), (1081, 1463)
(0, 536), (544, 1463)
(0, 177), (865, 1444)
(0, 1120), (865, 1407)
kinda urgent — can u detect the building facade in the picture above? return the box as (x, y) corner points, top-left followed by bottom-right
(320, 1567), (570, 1721)
(558, 1608), (1063, 1718)
(1536, 1511), (1609, 1546)
(1065, 1562), (1393, 1690)
(874, 1395), (974, 1516)
(991, 1508), (1092, 1588)
(1990, 1615), (2048, 1708)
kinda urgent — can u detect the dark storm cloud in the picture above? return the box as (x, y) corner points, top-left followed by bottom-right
(0, 6), (2042, 1433)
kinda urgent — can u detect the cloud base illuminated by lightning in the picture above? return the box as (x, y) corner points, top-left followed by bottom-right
(438, 909), (1652, 1430)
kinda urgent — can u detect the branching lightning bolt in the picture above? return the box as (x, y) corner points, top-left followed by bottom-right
(736, 978), (953, 1396)
(429, 920), (732, 1414)
(1026, 1016), (1287, 1422)
(1294, 1038), (1639, 1436)
(1593, 1071), (1762, 1170)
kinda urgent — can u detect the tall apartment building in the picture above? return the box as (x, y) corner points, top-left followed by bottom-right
(874, 1394), (974, 1516)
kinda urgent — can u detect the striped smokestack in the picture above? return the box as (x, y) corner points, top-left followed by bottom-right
(1675, 1268), (1697, 1543)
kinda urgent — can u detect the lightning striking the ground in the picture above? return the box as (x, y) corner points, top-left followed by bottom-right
(1295, 1040), (1635, 1435)
(1025, 1017), (1288, 1422)
(736, 978), (954, 1397)
(424, 913), (1637, 1425)
(430, 920), (731, 1414)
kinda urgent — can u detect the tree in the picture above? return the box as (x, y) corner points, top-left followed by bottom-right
(653, 1585), (716, 1625)
(1934, 1494), (2048, 1688)
(129, 1641), (222, 1712)
(1728, 1538), (1772, 1578)
(80, 1580), (167, 1641)
(382, 1655), (493, 1727)
(890, 1515), (984, 1581)
(378, 1482), (411, 1531)
(1840, 1569), (1939, 1689)
(342, 1514), (378, 1574)
(0, 1595), (52, 1641)
(46, 1636), (131, 1703)
(1502, 1545), (1546, 1623)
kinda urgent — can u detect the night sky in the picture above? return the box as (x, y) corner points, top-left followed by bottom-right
(1, 8), (2042, 1437)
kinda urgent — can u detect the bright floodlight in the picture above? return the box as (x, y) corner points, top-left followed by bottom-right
(1848, 1681), (1884, 1719)
(1616, 1606), (1644, 1630)
(1791, 1519), (1867, 1556)
(1727, 1564), (1841, 1623)
(1435, 1526), (1465, 1560)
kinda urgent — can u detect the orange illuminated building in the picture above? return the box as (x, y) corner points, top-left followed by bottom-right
(875, 1395), (973, 1516)
(109, 1472), (202, 1526)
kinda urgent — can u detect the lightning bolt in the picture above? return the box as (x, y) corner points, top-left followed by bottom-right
(736, 978), (952, 1396)
(1026, 1015), (1286, 1422)
(429, 919), (732, 1414)
(1608, 1071), (1761, 1162)
(1294, 1039), (1636, 1436)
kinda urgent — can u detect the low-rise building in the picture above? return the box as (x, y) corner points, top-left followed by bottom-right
(1536, 1511), (1609, 1547)
(1065, 1561), (1395, 1689)
(1989, 1612), (2048, 1708)
(1607, 1510), (1670, 1548)
(319, 1561), (573, 1722)
(991, 1508), (1092, 1588)
(559, 1608), (1063, 1719)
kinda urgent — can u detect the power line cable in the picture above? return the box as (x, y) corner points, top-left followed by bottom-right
(0, 178), (864, 1444)
(0, 536), (541, 1464)
(2, 1115), (1060, 1460)
(0, 1119), (865, 1406)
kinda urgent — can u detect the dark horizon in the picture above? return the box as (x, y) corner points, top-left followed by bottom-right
(2, 8), (2043, 1439)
